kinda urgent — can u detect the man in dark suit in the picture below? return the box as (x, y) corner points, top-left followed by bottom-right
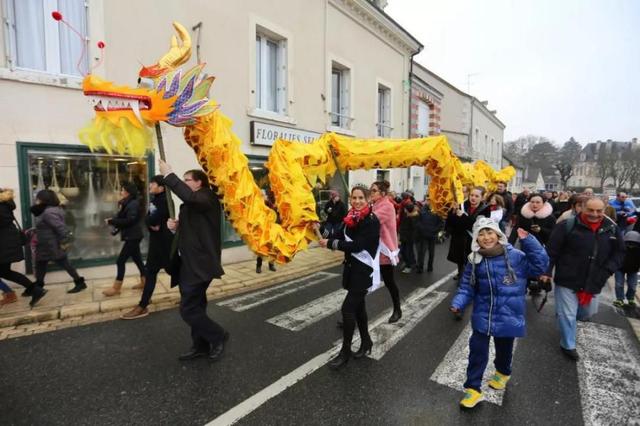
(159, 160), (227, 361)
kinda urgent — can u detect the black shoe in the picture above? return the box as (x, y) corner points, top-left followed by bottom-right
(388, 309), (402, 324)
(561, 347), (579, 361)
(178, 346), (209, 361)
(328, 351), (350, 370)
(29, 288), (47, 307)
(268, 263), (276, 272)
(67, 278), (87, 294)
(453, 274), (459, 281)
(208, 332), (229, 361)
(256, 265), (262, 274)
(353, 340), (373, 359)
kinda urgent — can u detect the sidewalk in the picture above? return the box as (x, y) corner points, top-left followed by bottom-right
(0, 247), (342, 340)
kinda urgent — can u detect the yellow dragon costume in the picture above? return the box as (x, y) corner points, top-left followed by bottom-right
(76, 22), (514, 263)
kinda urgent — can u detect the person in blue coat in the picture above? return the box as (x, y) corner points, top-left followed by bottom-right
(450, 217), (549, 408)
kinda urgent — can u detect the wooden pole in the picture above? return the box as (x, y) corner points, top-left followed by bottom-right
(154, 123), (176, 219)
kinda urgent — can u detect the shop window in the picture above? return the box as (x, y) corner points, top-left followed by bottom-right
(255, 30), (287, 114)
(3, 0), (89, 76)
(18, 144), (151, 269)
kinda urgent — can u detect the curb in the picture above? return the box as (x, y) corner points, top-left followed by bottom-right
(0, 256), (342, 340)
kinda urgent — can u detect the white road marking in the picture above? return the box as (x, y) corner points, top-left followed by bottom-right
(430, 323), (518, 406)
(577, 321), (640, 426)
(368, 291), (448, 360)
(217, 272), (339, 312)
(266, 290), (346, 331)
(206, 270), (457, 426)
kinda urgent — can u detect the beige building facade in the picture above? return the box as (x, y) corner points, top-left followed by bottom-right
(0, 0), (420, 279)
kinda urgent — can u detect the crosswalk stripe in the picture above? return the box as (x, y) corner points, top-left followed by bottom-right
(266, 290), (346, 331)
(217, 272), (340, 312)
(369, 291), (448, 360)
(206, 270), (457, 425)
(429, 323), (519, 406)
(577, 321), (640, 426)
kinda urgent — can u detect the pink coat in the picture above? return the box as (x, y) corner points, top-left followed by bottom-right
(373, 197), (399, 265)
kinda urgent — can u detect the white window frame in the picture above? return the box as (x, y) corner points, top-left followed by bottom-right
(255, 31), (286, 114)
(329, 60), (353, 131)
(2, 0), (89, 77)
(376, 82), (392, 138)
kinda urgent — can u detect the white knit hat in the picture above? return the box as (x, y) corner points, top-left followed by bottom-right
(469, 217), (509, 263)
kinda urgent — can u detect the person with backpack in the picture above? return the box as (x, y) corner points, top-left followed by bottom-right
(415, 199), (443, 273)
(540, 197), (625, 361)
(450, 218), (548, 408)
(613, 231), (640, 308)
(30, 189), (86, 294)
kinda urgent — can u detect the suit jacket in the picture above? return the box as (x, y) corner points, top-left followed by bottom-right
(164, 173), (224, 286)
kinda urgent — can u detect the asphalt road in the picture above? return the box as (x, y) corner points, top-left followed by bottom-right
(1, 244), (639, 426)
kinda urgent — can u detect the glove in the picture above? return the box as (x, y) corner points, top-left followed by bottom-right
(576, 290), (593, 306)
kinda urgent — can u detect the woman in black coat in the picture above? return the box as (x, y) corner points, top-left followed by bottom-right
(0, 188), (47, 306)
(509, 193), (556, 246)
(446, 187), (491, 279)
(103, 182), (145, 296)
(319, 186), (380, 369)
(31, 190), (86, 294)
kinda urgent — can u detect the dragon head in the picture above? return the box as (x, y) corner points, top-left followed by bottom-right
(79, 22), (216, 156)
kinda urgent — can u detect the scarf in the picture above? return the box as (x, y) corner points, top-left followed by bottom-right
(343, 204), (371, 229)
(478, 244), (505, 258)
(580, 213), (603, 233)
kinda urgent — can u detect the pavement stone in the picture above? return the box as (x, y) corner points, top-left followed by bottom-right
(0, 247), (342, 338)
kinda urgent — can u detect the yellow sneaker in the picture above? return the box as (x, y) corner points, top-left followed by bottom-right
(488, 371), (510, 390)
(460, 388), (483, 408)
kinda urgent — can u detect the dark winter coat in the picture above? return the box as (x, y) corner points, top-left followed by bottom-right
(110, 196), (144, 241)
(416, 205), (444, 239)
(553, 200), (570, 219)
(324, 198), (347, 225)
(0, 190), (24, 264)
(509, 202), (556, 246)
(145, 191), (174, 271)
(327, 211), (380, 293)
(446, 201), (490, 265)
(398, 210), (419, 243)
(545, 215), (625, 294)
(451, 236), (549, 337)
(34, 206), (70, 261)
(165, 173), (224, 287)
(621, 241), (640, 274)
(514, 193), (529, 217)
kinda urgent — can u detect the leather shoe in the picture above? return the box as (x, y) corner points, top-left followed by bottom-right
(178, 346), (208, 361)
(561, 347), (579, 361)
(353, 340), (373, 359)
(388, 309), (402, 324)
(208, 331), (230, 361)
(328, 351), (350, 370)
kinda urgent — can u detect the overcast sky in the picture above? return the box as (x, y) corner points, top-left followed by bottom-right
(386, 0), (640, 145)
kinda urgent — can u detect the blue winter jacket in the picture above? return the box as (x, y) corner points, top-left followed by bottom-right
(451, 235), (549, 338)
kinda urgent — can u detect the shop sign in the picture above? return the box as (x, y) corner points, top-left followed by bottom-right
(250, 121), (321, 147)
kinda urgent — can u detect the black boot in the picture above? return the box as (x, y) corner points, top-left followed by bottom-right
(256, 257), (262, 274)
(330, 312), (355, 370)
(67, 277), (87, 294)
(29, 285), (47, 307)
(353, 339), (373, 359)
(268, 262), (276, 272)
(354, 305), (373, 359)
(388, 308), (402, 323)
(208, 331), (230, 361)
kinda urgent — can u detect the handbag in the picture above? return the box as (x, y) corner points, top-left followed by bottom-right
(11, 213), (28, 246)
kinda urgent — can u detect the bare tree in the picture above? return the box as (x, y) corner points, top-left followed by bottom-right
(555, 137), (582, 189)
(595, 146), (615, 191)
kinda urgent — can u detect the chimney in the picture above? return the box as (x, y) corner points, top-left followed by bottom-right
(372, 0), (388, 8)
(490, 110), (497, 115)
(633, 137), (638, 144)
(481, 100), (489, 106)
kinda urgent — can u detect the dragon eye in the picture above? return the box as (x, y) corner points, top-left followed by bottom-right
(138, 77), (154, 89)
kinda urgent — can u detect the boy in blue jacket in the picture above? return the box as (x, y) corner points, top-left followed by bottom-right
(450, 217), (549, 408)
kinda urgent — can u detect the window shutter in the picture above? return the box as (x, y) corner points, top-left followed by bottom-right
(277, 39), (287, 115)
(3, 0), (17, 69)
(342, 70), (350, 127)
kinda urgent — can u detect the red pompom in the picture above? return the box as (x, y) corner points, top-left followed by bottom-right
(51, 11), (63, 21)
(97, 41), (105, 49)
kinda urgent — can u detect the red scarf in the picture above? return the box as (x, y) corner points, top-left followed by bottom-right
(343, 204), (372, 229)
(580, 213), (602, 233)
(469, 205), (478, 215)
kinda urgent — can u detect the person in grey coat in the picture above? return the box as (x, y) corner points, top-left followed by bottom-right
(160, 160), (227, 362)
(30, 190), (86, 294)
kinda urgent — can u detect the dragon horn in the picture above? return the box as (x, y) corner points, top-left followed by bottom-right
(157, 22), (192, 70)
